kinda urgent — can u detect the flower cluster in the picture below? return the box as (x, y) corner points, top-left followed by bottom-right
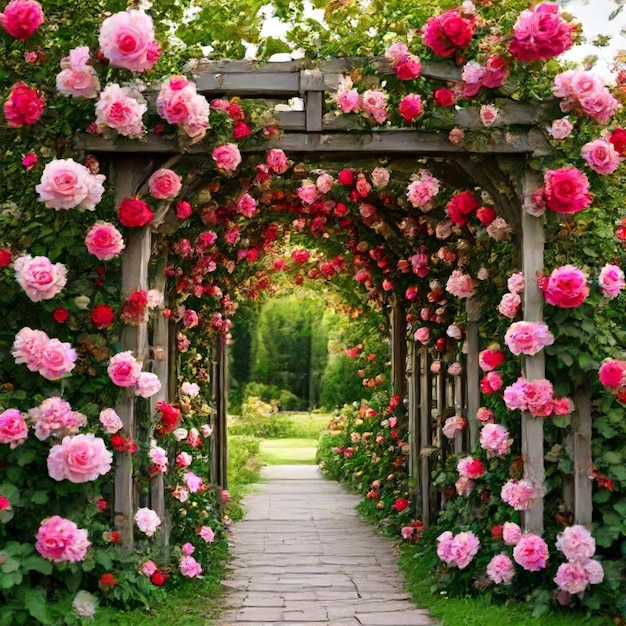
(107, 351), (161, 398)
(12, 327), (77, 380)
(437, 530), (480, 569)
(503, 376), (574, 418)
(554, 525), (604, 596)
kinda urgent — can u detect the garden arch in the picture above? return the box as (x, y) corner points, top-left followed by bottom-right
(77, 56), (579, 548)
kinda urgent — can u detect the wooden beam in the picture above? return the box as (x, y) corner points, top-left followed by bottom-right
(572, 388), (592, 525)
(390, 296), (407, 401)
(407, 342), (420, 506)
(419, 348), (433, 527)
(520, 169), (546, 535)
(465, 298), (481, 447)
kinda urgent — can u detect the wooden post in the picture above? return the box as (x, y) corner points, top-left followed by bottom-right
(217, 333), (229, 489)
(391, 296), (407, 402)
(407, 342), (420, 504)
(453, 360), (464, 455)
(465, 298), (481, 448)
(419, 349), (433, 527)
(572, 388), (592, 525)
(520, 170), (546, 535)
(111, 156), (154, 549)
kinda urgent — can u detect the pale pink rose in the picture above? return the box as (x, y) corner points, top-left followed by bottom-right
(181, 382), (200, 397)
(14, 255), (67, 302)
(107, 351), (142, 387)
(507, 272), (525, 294)
(455, 476), (475, 496)
(183, 471), (203, 493)
(498, 292), (521, 319)
(549, 118), (573, 140)
(156, 77), (210, 142)
(555, 525), (596, 562)
(479, 104), (498, 127)
(554, 562), (590, 594)
(413, 327), (430, 344)
(486, 217), (512, 241)
(487, 554), (515, 584)
(212, 143), (242, 173)
(199, 525), (215, 542)
(148, 444), (168, 472)
(337, 88), (360, 113)
(370, 167), (390, 189)
(36, 515), (90, 563)
(442, 415), (467, 439)
(201, 423), (213, 437)
(513, 533), (548, 571)
(176, 451), (193, 468)
(172, 485), (189, 502)
(503, 377), (529, 411)
(38, 338), (77, 380)
(297, 181), (318, 205)
(430, 360), (441, 374)
(95, 83), (147, 138)
(501, 479), (535, 510)
(582, 558), (604, 585)
(461, 61), (485, 97)
(85, 221), (125, 260)
(447, 361), (463, 376)
(480, 423), (511, 458)
(36, 158), (105, 211)
(436, 221), (453, 239)
(477, 267), (489, 280)
(315, 172), (334, 193)
(553, 70), (602, 103)
(179, 555), (202, 577)
(134, 507), (161, 536)
(98, 10), (160, 72)
(99, 408), (123, 434)
(0, 0), (44, 40)
(450, 531), (480, 569)
(436, 531), (455, 564)
(148, 168), (182, 200)
(448, 128), (464, 144)
(360, 89), (387, 115)
(384, 42), (410, 62)
(47, 434), (112, 483)
(146, 289), (163, 308)
(406, 170), (440, 209)
(0, 408), (28, 448)
(72, 591), (97, 618)
(266, 148), (289, 174)
(503, 522), (522, 545)
(598, 263), (625, 297)
(12, 327), (48, 371)
(135, 371), (161, 398)
(140, 560), (158, 576)
(579, 89), (619, 125)
(581, 139), (623, 175)
(56, 46), (100, 99)
(29, 397), (86, 440)
(446, 269), (477, 299)
(504, 320), (554, 356)
(181, 542), (194, 556)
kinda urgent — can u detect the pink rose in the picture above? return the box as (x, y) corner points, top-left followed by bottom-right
(513, 533), (548, 571)
(179, 555), (202, 578)
(198, 525), (215, 542)
(183, 471), (203, 493)
(422, 8), (476, 58)
(4, 81), (45, 127)
(480, 423), (511, 458)
(107, 351), (142, 387)
(337, 88), (360, 113)
(509, 2), (573, 63)
(99, 408), (123, 434)
(95, 83), (147, 138)
(149, 444), (168, 473)
(406, 170), (441, 209)
(507, 272), (525, 294)
(442, 415), (466, 439)
(11, 327), (48, 372)
(98, 10), (161, 72)
(480, 371), (503, 394)
(436, 531), (454, 564)
(501, 479), (535, 511)
(554, 562), (591, 595)
(449, 531), (480, 570)
(599, 359), (626, 388)
(487, 554), (515, 584)
(395, 54), (422, 81)
(598, 263), (625, 297)
(148, 168), (182, 200)
(47, 434), (113, 483)
(29, 397), (86, 440)
(38, 338), (77, 380)
(297, 182), (318, 205)
(0, 408), (28, 448)
(212, 143), (242, 173)
(316, 172), (334, 193)
(36, 158), (105, 211)
(134, 507), (161, 536)
(479, 104), (499, 127)
(542, 265), (589, 308)
(549, 118), (573, 140)
(265, 148), (289, 174)
(553, 397), (574, 416)
(370, 167), (389, 189)
(56, 46), (100, 99)
(156, 77), (210, 142)
(543, 167), (592, 214)
(135, 371), (161, 398)
(360, 89), (387, 116)
(0, 0), (44, 39)
(446, 269), (477, 299)
(14, 255), (67, 302)
(504, 320), (554, 356)
(140, 560), (158, 576)
(85, 221), (125, 260)
(581, 139), (623, 175)
(525, 378), (554, 417)
(555, 525), (596, 562)
(413, 327), (430, 344)
(579, 89), (619, 125)
(36, 515), (90, 562)
(498, 292), (521, 319)
(236, 193), (257, 218)
(503, 377), (530, 411)
(476, 407), (494, 423)
(456, 456), (484, 479)
(503, 521), (522, 545)
(461, 62), (484, 97)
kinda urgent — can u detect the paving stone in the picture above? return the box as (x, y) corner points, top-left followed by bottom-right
(216, 465), (439, 626)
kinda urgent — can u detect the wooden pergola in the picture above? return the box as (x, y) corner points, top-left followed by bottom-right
(77, 57), (592, 547)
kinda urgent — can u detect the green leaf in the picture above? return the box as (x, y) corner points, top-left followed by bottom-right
(20, 556), (52, 575)
(16, 449), (37, 467)
(25, 587), (50, 624)
(0, 571), (22, 589)
(602, 451), (622, 464)
(30, 491), (49, 505)
(0, 558), (20, 573)
(94, 551), (113, 570)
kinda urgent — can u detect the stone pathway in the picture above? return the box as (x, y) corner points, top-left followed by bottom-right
(218, 465), (438, 626)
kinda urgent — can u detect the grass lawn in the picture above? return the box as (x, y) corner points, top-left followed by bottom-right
(260, 438), (318, 465)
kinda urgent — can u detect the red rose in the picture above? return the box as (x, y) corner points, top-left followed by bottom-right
(96, 498), (109, 512)
(446, 191), (478, 225)
(398, 94), (423, 122)
(4, 82), (45, 127)
(610, 127), (626, 156)
(0, 248), (13, 266)
(92, 304), (115, 329)
(156, 400), (181, 432)
(232, 121), (251, 140)
(433, 88), (456, 107)
(150, 570), (168, 586)
(117, 198), (154, 228)
(391, 497), (410, 512)
(99, 573), (117, 590)
(476, 206), (496, 226)
(491, 525), (504, 540)
(53, 307), (69, 323)
(337, 169), (355, 186)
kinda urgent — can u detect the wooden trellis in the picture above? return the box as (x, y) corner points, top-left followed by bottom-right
(78, 57), (592, 546)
